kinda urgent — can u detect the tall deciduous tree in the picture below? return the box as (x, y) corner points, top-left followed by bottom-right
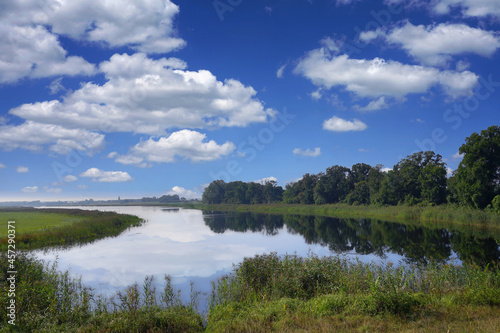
(380, 151), (447, 205)
(202, 180), (226, 204)
(454, 125), (500, 209)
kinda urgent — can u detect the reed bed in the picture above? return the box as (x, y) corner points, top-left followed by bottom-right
(1, 252), (499, 332)
(206, 253), (500, 332)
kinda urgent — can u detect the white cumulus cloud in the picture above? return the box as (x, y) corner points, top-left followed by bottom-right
(293, 147), (322, 157)
(166, 186), (201, 200)
(254, 177), (278, 185)
(80, 168), (133, 183)
(323, 116), (367, 132)
(21, 186), (38, 193)
(63, 175), (78, 182)
(366, 22), (500, 66)
(16, 166), (29, 173)
(432, 0), (500, 18)
(295, 44), (479, 103)
(115, 130), (235, 166)
(0, 121), (105, 155)
(10, 53), (276, 136)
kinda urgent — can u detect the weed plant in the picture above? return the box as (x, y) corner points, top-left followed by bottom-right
(0, 252), (204, 332)
(207, 252), (500, 332)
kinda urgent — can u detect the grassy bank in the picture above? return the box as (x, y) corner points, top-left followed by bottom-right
(0, 208), (143, 251)
(1, 252), (499, 332)
(0, 252), (204, 332)
(201, 203), (500, 229)
(207, 253), (500, 332)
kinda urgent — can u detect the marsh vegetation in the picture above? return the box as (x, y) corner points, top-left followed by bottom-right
(0, 208), (143, 251)
(1, 252), (499, 332)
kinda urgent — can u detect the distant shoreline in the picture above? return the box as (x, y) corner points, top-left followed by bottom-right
(199, 203), (500, 230)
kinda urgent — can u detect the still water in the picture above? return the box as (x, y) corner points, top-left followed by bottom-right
(33, 206), (500, 305)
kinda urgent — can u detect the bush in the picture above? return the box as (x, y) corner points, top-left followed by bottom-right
(492, 195), (500, 213)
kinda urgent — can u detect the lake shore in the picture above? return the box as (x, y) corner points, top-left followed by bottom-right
(2, 251), (499, 332)
(199, 203), (500, 230)
(0, 207), (143, 251)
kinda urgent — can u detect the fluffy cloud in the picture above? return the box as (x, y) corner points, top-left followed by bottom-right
(16, 166), (29, 173)
(0, 23), (96, 83)
(21, 186), (38, 193)
(115, 130), (235, 166)
(166, 186), (200, 200)
(432, 0), (500, 18)
(363, 22), (500, 66)
(2, 0), (184, 52)
(80, 168), (133, 183)
(10, 53), (276, 135)
(0, 121), (105, 155)
(0, 0), (184, 83)
(293, 147), (321, 157)
(0, 163), (6, 169)
(323, 116), (367, 132)
(254, 177), (278, 185)
(295, 46), (478, 102)
(63, 175), (78, 182)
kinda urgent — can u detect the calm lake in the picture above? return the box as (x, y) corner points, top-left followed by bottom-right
(33, 206), (500, 308)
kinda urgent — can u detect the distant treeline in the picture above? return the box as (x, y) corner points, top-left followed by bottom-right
(203, 126), (500, 210)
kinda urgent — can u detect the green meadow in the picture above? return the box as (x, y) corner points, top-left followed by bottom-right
(0, 210), (88, 237)
(0, 208), (143, 250)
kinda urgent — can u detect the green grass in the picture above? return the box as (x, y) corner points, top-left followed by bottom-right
(201, 203), (500, 230)
(0, 208), (143, 251)
(1, 252), (499, 332)
(0, 211), (89, 237)
(0, 252), (204, 332)
(206, 253), (500, 332)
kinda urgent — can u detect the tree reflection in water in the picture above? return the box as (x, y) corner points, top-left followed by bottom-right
(204, 212), (500, 267)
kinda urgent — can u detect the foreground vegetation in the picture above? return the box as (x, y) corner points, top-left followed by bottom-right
(0, 208), (142, 251)
(207, 253), (500, 332)
(0, 252), (203, 332)
(1, 252), (499, 332)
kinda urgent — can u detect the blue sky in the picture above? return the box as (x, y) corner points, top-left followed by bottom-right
(1, 0), (500, 201)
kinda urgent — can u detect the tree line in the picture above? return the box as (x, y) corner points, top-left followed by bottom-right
(203, 125), (500, 210)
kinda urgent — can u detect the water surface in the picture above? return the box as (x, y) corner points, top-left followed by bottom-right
(33, 206), (500, 305)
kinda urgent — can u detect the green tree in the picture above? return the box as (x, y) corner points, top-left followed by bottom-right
(346, 180), (370, 204)
(263, 180), (284, 203)
(367, 164), (386, 204)
(297, 173), (318, 204)
(202, 180), (226, 204)
(224, 181), (248, 204)
(381, 151), (447, 205)
(454, 125), (500, 208)
(313, 166), (350, 204)
(283, 181), (301, 204)
(246, 182), (265, 204)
